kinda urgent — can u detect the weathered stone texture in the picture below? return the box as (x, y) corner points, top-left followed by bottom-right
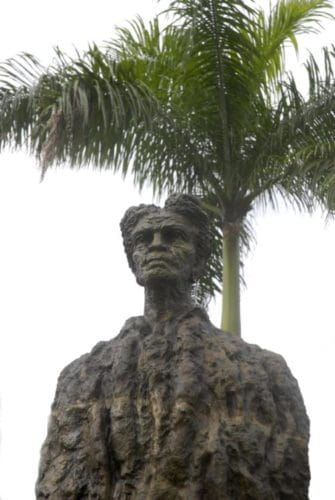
(36, 308), (309, 499)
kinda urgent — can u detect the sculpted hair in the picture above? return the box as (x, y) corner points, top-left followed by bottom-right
(120, 194), (212, 280)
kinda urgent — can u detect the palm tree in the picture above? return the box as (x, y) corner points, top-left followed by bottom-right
(1, 0), (335, 336)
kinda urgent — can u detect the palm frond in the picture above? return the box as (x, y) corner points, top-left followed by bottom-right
(242, 49), (335, 213)
(1, 1), (335, 305)
(249, 0), (333, 89)
(0, 47), (162, 177)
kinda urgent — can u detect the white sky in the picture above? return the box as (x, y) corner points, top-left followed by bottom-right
(0, 1), (334, 499)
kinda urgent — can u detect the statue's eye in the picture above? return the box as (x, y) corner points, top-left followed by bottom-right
(134, 230), (153, 245)
(162, 227), (185, 243)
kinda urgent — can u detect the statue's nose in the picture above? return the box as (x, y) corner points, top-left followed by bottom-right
(149, 231), (166, 249)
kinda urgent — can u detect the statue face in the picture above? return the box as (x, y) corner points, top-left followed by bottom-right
(131, 211), (198, 286)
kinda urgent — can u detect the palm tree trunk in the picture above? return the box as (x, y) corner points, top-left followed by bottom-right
(221, 224), (241, 336)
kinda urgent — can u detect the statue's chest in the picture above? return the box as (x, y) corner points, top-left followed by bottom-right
(104, 328), (207, 461)
(93, 325), (304, 499)
(105, 329), (273, 472)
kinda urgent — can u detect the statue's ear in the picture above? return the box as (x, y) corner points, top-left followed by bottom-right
(192, 257), (206, 282)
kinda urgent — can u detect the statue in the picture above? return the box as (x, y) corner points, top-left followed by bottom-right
(36, 194), (310, 499)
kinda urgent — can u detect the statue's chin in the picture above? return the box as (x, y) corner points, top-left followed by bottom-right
(135, 272), (181, 288)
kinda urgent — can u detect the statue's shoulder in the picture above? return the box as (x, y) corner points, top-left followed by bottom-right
(237, 336), (295, 382)
(205, 321), (308, 423)
(210, 320), (288, 367)
(215, 325), (304, 397)
(178, 307), (292, 369)
(193, 311), (297, 383)
(54, 316), (147, 405)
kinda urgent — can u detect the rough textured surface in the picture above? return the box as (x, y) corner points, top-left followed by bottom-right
(36, 308), (310, 499)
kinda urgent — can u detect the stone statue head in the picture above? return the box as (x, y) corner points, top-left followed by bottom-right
(120, 194), (212, 287)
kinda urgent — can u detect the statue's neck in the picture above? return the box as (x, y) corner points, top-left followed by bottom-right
(144, 282), (194, 325)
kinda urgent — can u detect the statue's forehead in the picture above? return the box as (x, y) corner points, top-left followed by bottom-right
(133, 211), (192, 232)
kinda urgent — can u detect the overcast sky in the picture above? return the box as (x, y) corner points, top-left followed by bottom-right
(0, 1), (334, 499)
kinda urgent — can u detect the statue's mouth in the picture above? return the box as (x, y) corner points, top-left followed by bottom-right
(146, 256), (171, 266)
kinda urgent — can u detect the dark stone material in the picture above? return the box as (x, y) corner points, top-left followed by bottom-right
(36, 308), (309, 499)
(36, 194), (309, 498)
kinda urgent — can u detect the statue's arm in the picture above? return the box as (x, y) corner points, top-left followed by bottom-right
(262, 350), (310, 497)
(36, 354), (113, 499)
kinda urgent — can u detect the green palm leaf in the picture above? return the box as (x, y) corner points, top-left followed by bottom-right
(1, 0), (335, 335)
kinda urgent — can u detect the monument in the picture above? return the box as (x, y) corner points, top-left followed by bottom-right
(36, 194), (310, 499)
